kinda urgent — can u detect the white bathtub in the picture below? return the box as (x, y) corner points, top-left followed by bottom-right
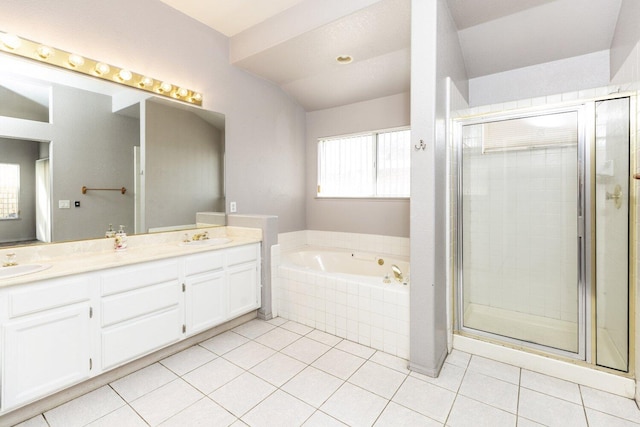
(284, 247), (410, 283)
(276, 246), (410, 358)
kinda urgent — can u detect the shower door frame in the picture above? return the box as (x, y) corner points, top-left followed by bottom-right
(454, 104), (590, 362)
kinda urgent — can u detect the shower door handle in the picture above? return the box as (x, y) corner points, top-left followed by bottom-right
(605, 184), (622, 209)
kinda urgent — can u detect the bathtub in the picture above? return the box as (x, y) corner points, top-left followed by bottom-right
(275, 246), (410, 358)
(285, 248), (410, 283)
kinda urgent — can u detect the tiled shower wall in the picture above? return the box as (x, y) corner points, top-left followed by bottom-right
(460, 125), (578, 322)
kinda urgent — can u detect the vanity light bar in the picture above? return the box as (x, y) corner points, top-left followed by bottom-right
(0, 31), (203, 106)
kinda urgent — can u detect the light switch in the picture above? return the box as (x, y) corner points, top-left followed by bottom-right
(59, 200), (70, 209)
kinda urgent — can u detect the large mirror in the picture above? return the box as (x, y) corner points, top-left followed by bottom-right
(0, 53), (225, 248)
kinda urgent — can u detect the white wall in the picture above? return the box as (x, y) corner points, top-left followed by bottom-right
(610, 0), (640, 83)
(0, 0), (307, 233)
(469, 51), (610, 107)
(409, 0), (468, 376)
(305, 92), (410, 237)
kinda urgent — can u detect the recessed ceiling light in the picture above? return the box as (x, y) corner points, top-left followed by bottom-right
(336, 55), (353, 64)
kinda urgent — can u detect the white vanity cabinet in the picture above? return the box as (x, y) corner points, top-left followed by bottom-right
(99, 260), (183, 371)
(184, 251), (226, 334)
(1, 275), (94, 411)
(184, 243), (261, 334)
(0, 241), (261, 414)
(227, 244), (261, 318)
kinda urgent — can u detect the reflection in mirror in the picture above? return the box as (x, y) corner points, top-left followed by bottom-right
(0, 54), (225, 249)
(142, 98), (225, 234)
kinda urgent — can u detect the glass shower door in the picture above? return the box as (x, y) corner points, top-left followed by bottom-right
(594, 97), (630, 371)
(459, 109), (582, 355)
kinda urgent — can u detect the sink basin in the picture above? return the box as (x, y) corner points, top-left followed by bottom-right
(179, 237), (232, 247)
(0, 263), (51, 279)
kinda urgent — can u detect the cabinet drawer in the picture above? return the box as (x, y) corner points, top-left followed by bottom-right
(101, 307), (182, 370)
(184, 251), (224, 276)
(101, 260), (179, 296)
(8, 276), (92, 318)
(101, 281), (180, 327)
(227, 244), (259, 267)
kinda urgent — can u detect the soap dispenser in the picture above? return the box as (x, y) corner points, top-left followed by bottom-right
(105, 224), (116, 238)
(114, 225), (128, 251)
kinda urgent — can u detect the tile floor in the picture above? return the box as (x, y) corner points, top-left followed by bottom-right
(14, 317), (640, 427)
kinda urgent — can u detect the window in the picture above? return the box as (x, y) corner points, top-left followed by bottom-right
(0, 163), (20, 220)
(317, 128), (410, 198)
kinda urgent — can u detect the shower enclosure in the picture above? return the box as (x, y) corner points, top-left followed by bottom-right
(455, 96), (632, 371)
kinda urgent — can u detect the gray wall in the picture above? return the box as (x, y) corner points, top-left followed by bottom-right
(468, 51), (610, 107)
(0, 85), (48, 122)
(305, 92), (410, 237)
(0, 0), (307, 234)
(145, 99), (224, 230)
(51, 85), (138, 241)
(0, 138), (39, 243)
(409, 0), (468, 376)
(610, 0), (640, 82)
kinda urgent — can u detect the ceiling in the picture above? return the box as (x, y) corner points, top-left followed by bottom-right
(159, 0), (623, 111)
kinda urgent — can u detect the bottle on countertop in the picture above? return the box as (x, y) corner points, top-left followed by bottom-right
(105, 224), (116, 238)
(114, 225), (127, 251)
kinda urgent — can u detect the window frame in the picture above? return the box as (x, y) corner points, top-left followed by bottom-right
(316, 126), (411, 199)
(0, 162), (21, 221)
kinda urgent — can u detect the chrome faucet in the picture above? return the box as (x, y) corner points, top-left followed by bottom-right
(3, 253), (17, 267)
(391, 264), (403, 282)
(184, 231), (210, 242)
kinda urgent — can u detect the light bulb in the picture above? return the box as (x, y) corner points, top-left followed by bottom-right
(36, 45), (53, 59)
(139, 76), (153, 88)
(191, 92), (203, 102)
(94, 62), (110, 75)
(68, 54), (85, 67)
(158, 82), (172, 93)
(1, 33), (21, 50)
(117, 69), (132, 82)
(177, 87), (188, 98)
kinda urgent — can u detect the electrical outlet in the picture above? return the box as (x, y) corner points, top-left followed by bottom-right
(230, 201), (237, 213)
(59, 200), (70, 209)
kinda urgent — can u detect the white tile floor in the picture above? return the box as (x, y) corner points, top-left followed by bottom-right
(14, 317), (640, 427)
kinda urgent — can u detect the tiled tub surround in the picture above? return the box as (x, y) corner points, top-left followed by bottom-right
(275, 231), (410, 358)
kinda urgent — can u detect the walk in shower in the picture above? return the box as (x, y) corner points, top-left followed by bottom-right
(455, 96), (633, 372)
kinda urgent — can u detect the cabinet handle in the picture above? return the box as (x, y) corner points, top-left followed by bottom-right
(182, 283), (186, 292)
(89, 358), (92, 370)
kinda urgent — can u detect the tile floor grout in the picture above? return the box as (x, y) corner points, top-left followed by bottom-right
(14, 317), (640, 427)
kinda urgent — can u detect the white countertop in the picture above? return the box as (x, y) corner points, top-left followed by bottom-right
(0, 226), (262, 288)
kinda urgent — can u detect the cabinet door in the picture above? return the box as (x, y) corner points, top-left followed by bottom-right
(2, 303), (91, 410)
(185, 271), (226, 335)
(227, 263), (260, 318)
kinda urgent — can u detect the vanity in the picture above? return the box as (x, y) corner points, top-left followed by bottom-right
(0, 226), (262, 415)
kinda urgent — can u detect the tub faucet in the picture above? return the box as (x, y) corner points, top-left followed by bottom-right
(391, 264), (403, 282)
